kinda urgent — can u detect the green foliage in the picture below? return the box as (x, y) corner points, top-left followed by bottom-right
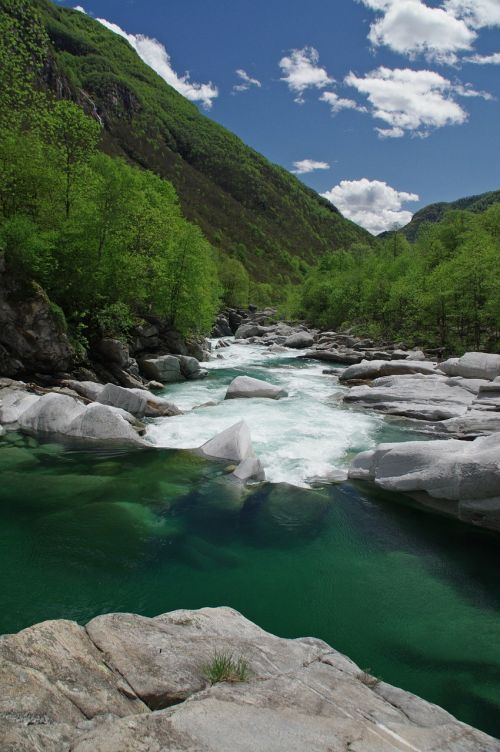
(298, 213), (500, 352)
(32, 0), (373, 283)
(202, 651), (251, 684)
(217, 254), (250, 308)
(0, 0), (49, 129)
(0, 0), (222, 344)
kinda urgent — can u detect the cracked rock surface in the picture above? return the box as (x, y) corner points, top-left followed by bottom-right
(1, 607), (498, 751)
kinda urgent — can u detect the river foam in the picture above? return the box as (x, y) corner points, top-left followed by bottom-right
(146, 341), (391, 487)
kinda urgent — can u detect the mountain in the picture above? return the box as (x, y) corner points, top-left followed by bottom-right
(385, 189), (500, 242)
(35, 0), (372, 281)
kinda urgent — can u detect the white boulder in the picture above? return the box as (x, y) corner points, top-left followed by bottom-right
(440, 352), (500, 381)
(349, 432), (500, 531)
(225, 375), (287, 400)
(97, 383), (147, 418)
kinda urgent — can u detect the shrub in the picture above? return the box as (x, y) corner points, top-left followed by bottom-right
(202, 650), (251, 684)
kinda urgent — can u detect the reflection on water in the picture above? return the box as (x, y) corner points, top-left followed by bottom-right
(2, 431), (500, 737)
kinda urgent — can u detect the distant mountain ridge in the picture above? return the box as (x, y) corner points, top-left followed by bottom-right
(35, 0), (372, 281)
(383, 189), (500, 241)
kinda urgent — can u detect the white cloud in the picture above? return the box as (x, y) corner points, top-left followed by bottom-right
(445, 0), (500, 29)
(74, 5), (86, 11)
(359, 0), (475, 63)
(97, 18), (218, 109)
(345, 66), (482, 137)
(319, 91), (366, 113)
(233, 69), (261, 93)
(322, 178), (419, 234)
(467, 51), (500, 63)
(279, 47), (334, 102)
(291, 159), (330, 175)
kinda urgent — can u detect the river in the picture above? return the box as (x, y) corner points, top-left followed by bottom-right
(1, 340), (500, 736)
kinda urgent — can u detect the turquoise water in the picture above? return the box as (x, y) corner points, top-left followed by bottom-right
(1, 343), (500, 738)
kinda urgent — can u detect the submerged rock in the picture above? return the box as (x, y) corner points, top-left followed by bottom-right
(1, 607), (497, 751)
(225, 375), (287, 400)
(349, 432), (500, 532)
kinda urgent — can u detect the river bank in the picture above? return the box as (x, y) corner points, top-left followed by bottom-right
(3, 606), (499, 751)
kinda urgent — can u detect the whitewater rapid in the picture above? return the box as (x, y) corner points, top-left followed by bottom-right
(146, 340), (389, 487)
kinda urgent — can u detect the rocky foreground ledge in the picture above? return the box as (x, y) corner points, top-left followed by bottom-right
(2, 607), (498, 752)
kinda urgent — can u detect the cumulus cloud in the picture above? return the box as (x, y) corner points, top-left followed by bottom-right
(233, 69), (261, 93)
(445, 0), (500, 29)
(319, 91), (366, 114)
(291, 159), (330, 175)
(97, 18), (218, 109)
(74, 5), (86, 11)
(359, 0), (475, 63)
(279, 46), (334, 102)
(344, 66), (492, 137)
(321, 178), (419, 234)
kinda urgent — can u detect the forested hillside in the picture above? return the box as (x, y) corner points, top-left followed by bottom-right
(383, 190), (500, 242)
(288, 208), (500, 353)
(0, 0), (222, 361)
(33, 0), (371, 282)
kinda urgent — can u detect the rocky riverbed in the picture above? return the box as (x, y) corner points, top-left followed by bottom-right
(2, 606), (499, 752)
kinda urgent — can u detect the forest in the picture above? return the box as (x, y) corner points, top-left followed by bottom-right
(286, 210), (500, 352)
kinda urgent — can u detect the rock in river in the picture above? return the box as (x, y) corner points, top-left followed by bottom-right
(225, 375), (287, 400)
(349, 432), (500, 532)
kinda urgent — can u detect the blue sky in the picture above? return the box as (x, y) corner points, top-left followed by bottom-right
(57, 0), (500, 233)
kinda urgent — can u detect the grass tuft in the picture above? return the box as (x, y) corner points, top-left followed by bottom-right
(203, 650), (251, 684)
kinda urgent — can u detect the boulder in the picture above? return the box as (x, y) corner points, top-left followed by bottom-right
(62, 380), (104, 402)
(343, 374), (474, 421)
(0, 387), (40, 424)
(339, 359), (439, 382)
(285, 332), (314, 349)
(225, 375), (287, 400)
(139, 355), (184, 383)
(177, 355), (208, 380)
(130, 389), (182, 417)
(199, 420), (254, 463)
(98, 338), (129, 368)
(436, 412), (500, 438)
(18, 393), (145, 445)
(440, 352), (500, 381)
(232, 456), (266, 482)
(2, 607), (497, 752)
(268, 343), (289, 353)
(211, 315), (233, 338)
(234, 323), (268, 339)
(349, 432), (500, 532)
(96, 383), (147, 418)
(304, 349), (363, 365)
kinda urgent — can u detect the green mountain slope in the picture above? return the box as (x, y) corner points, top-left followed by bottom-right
(35, 0), (372, 281)
(385, 189), (500, 242)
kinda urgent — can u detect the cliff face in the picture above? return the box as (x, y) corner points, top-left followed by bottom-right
(1, 606), (498, 751)
(0, 261), (73, 378)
